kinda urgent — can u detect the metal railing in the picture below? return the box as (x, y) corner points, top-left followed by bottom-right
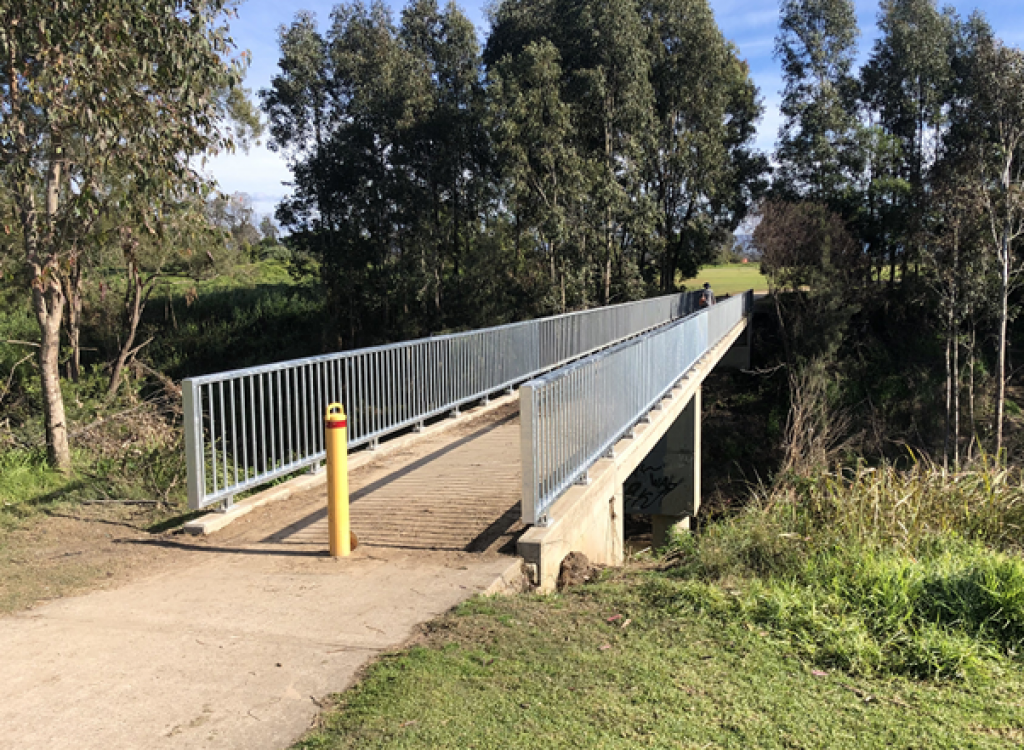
(183, 291), (704, 510)
(519, 292), (752, 525)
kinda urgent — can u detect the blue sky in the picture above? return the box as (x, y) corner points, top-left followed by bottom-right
(206, 0), (1024, 219)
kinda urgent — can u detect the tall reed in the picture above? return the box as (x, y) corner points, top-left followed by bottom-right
(775, 455), (1024, 553)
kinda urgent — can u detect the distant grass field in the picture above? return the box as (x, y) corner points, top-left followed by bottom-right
(684, 263), (766, 296)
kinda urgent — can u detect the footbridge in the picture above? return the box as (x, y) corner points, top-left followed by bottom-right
(183, 290), (753, 591)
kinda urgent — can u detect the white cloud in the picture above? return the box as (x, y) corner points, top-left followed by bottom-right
(201, 145), (292, 218)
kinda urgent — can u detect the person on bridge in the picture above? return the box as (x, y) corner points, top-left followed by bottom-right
(699, 282), (716, 308)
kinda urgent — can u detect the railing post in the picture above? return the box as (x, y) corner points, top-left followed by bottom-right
(520, 383), (539, 525)
(183, 378), (205, 510)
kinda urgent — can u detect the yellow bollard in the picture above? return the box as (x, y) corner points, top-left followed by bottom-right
(325, 403), (356, 557)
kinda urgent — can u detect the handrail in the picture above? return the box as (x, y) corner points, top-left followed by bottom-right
(183, 291), (703, 509)
(519, 291), (752, 525)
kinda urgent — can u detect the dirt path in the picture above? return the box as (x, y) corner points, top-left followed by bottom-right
(0, 405), (524, 750)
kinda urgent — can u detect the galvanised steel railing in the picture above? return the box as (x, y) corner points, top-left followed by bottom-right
(183, 291), (704, 510)
(520, 292), (752, 525)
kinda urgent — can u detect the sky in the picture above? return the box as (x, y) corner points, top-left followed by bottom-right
(206, 0), (1024, 220)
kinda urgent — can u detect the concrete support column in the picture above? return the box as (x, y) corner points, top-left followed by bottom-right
(625, 388), (702, 548)
(720, 321), (752, 370)
(651, 515), (690, 548)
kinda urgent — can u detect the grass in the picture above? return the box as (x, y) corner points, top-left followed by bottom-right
(0, 449), (76, 530)
(684, 263), (767, 296)
(296, 459), (1024, 748)
(296, 573), (1024, 749)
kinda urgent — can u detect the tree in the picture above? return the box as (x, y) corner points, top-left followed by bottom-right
(861, 0), (954, 282)
(486, 0), (657, 306)
(966, 40), (1024, 456)
(490, 39), (587, 311)
(920, 175), (990, 464)
(641, 0), (767, 291)
(208, 192), (261, 257)
(774, 0), (862, 205)
(259, 216), (279, 245)
(399, 0), (493, 326)
(563, 0), (655, 305)
(264, 1), (495, 345)
(753, 199), (861, 366)
(1, 1), (249, 469)
(102, 196), (221, 401)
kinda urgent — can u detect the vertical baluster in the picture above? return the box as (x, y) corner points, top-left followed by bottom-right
(258, 373), (266, 475)
(207, 384), (218, 495)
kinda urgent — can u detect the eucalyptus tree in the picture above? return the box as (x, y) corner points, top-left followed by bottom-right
(774, 0), (862, 206)
(489, 39), (589, 311)
(920, 174), (990, 462)
(399, 0), (492, 326)
(641, 0), (767, 292)
(1, 0), (249, 470)
(261, 11), (337, 286)
(861, 0), (955, 281)
(966, 40), (1024, 456)
(562, 0), (655, 304)
(265, 3), (401, 344)
(486, 0), (655, 305)
(264, 1), (493, 344)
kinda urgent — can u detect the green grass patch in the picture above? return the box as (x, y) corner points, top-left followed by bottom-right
(683, 263), (766, 296)
(668, 530), (1024, 680)
(297, 459), (1024, 748)
(297, 573), (1024, 749)
(0, 449), (75, 529)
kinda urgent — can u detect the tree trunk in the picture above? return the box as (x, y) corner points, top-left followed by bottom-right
(944, 318), (952, 468)
(953, 313), (961, 466)
(968, 324), (976, 460)
(106, 258), (147, 401)
(18, 151), (72, 471)
(952, 229), (961, 465)
(34, 279), (71, 470)
(995, 236), (1009, 458)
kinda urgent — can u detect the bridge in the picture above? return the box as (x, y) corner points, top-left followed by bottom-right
(0, 292), (756, 750)
(182, 290), (754, 591)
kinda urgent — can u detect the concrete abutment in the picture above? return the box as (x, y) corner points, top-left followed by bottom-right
(517, 319), (748, 592)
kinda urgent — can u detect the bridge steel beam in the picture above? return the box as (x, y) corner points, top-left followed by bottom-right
(517, 318), (748, 593)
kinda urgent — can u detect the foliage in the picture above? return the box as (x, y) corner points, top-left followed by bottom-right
(774, 0), (862, 205)
(753, 200), (861, 365)
(641, 0), (769, 291)
(261, 0), (766, 345)
(0, 0), (254, 468)
(766, 0), (1024, 461)
(859, 0), (954, 278)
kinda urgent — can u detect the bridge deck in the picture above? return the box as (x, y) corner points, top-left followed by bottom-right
(263, 402), (524, 555)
